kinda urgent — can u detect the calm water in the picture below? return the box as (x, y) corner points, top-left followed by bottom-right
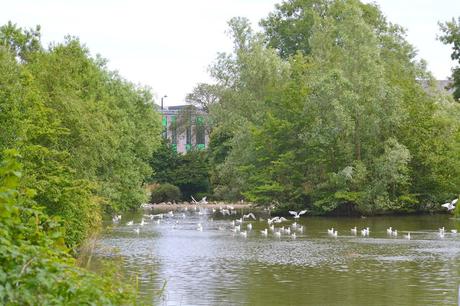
(95, 208), (460, 305)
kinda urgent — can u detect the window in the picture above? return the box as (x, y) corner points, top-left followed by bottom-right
(162, 116), (167, 139)
(171, 115), (177, 144)
(195, 116), (205, 149)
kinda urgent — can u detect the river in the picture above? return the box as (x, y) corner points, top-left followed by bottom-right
(95, 208), (460, 305)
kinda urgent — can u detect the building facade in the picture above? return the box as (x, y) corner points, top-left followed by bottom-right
(161, 105), (209, 153)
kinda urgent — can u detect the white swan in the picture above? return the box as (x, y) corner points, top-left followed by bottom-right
(327, 228), (335, 235)
(247, 223), (253, 231)
(392, 229), (398, 236)
(261, 228), (268, 236)
(351, 226), (357, 235)
(291, 232), (297, 239)
(361, 228), (369, 236)
(126, 220), (134, 226)
(404, 232), (411, 240)
(451, 229), (458, 234)
(386, 227), (393, 235)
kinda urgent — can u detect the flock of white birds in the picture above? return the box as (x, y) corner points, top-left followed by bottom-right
(110, 197), (459, 241)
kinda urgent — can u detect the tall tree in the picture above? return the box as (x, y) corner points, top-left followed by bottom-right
(439, 17), (460, 101)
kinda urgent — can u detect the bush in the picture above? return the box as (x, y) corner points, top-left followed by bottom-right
(0, 150), (135, 305)
(150, 183), (181, 203)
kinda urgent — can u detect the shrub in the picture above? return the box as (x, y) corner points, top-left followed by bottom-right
(150, 183), (181, 203)
(0, 150), (135, 305)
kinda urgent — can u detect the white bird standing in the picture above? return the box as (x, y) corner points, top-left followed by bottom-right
(392, 229), (398, 237)
(387, 227), (393, 235)
(289, 210), (308, 219)
(261, 228), (268, 236)
(291, 232), (297, 239)
(327, 228), (335, 235)
(404, 232), (411, 240)
(247, 223), (253, 231)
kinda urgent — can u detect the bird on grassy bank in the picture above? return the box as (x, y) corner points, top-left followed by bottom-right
(404, 232), (411, 240)
(361, 228), (370, 236)
(289, 210), (308, 219)
(327, 228), (335, 235)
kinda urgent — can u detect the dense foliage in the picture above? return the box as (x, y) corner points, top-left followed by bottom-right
(198, 0), (460, 214)
(0, 22), (161, 247)
(0, 150), (135, 305)
(149, 141), (210, 200)
(439, 17), (460, 101)
(150, 183), (182, 203)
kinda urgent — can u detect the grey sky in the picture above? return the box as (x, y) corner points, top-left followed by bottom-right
(1, 0), (459, 107)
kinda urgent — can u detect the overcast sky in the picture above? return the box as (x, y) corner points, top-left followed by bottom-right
(1, 0), (459, 107)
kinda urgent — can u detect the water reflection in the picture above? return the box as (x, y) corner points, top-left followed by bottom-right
(95, 210), (460, 305)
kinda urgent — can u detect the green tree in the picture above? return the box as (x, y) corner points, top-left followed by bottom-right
(439, 17), (460, 101)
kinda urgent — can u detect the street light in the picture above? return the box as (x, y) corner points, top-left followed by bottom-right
(161, 95), (168, 110)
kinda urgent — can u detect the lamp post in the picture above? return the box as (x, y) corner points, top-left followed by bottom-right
(161, 95), (167, 110)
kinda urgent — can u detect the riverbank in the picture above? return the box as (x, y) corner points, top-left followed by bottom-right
(141, 202), (254, 211)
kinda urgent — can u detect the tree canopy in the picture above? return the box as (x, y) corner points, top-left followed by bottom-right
(200, 0), (460, 215)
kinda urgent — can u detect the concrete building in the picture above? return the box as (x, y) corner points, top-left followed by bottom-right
(161, 105), (209, 153)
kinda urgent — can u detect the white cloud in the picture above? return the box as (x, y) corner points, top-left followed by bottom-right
(1, 0), (458, 107)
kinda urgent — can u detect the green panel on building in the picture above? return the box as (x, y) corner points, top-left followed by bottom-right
(197, 144), (205, 150)
(162, 116), (167, 126)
